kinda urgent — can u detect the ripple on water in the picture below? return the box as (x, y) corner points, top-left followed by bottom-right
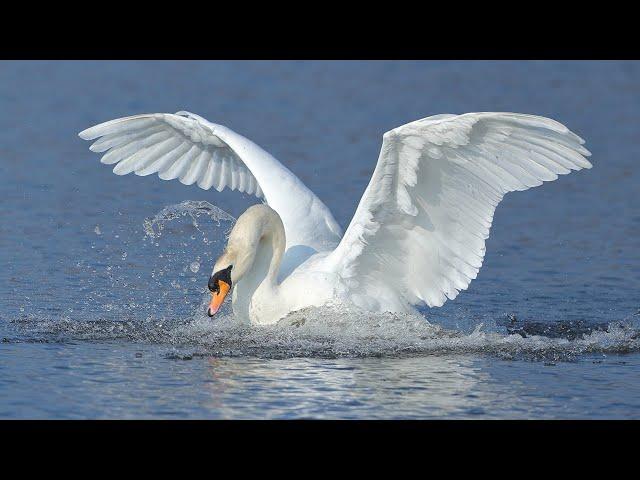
(7, 303), (640, 362)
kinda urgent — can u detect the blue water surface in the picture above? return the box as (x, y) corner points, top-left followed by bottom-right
(1, 60), (639, 418)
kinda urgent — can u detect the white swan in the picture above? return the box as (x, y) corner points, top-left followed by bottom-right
(79, 111), (591, 325)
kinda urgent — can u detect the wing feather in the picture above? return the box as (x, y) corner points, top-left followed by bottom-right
(81, 117), (159, 139)
(179, 150), (209, 186)
(90, 125), (166, 153)
(326, 112), (592, 311)
(79, 112), (264, 199)
(158, 144), (200, 180)
(100, 131), (173, 165)
(198, 157), (217, 190)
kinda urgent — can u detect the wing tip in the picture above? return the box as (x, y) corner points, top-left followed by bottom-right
(78, 127), (96, 141)
(78, 114), (160, 142)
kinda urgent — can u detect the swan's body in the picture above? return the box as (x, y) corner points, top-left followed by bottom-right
(79, 111), (591, 325)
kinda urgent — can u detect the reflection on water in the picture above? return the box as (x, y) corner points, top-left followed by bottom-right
(0, 340), (526, 419)
(2, 322), (640, 418)
(202, 356), (491, 418)
(266, 357), (491, 417)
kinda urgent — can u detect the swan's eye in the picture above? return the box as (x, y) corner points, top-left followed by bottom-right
(208, 276), (220, 294)
(208, 265), (233, 293)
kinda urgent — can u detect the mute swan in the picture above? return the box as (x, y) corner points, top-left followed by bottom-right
(79, 111), (591, 325)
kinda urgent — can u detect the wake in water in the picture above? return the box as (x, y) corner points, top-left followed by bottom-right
(6, 201), (640, 362)
(8, 304), (640, 361)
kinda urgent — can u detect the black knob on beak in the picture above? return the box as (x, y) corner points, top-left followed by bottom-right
(208, 276), (217, 293)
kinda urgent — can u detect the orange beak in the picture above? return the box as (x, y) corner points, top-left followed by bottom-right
(207, 280), (230, 317)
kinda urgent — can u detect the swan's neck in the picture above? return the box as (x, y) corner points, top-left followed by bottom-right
(230, 206), (286, 320)
(256, 218), (285, 289)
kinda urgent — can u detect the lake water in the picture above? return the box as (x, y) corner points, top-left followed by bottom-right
(1, 60), (639, 418)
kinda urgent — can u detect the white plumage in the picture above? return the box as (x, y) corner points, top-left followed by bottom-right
(80, 111), (591, 325)
(80, 112), (263, 197)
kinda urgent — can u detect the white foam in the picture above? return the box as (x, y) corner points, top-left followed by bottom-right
(160, 303), (640, 360)
(11, 303), (640, 361)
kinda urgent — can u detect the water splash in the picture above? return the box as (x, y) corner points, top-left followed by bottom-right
(143, 200), (235, 239)
(8, 304), (640, 362)
(10, 201), (237, 326)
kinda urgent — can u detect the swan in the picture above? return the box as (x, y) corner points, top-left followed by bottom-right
(79, 111), (591, 325)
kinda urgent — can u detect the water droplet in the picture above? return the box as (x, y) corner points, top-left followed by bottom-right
(190, 261), (200, 273)
(94, 225), (102, 235)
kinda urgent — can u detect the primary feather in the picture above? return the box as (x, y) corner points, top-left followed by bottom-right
(325, 112), (591, 311)
(79, 112), (263, 197)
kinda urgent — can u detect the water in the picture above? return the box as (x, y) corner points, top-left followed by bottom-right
(1, 60), (639, 418)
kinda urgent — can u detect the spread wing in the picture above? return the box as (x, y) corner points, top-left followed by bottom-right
(325, 112), (592, 311)
(79, 111), (264, 196)
(79, 111), (342, 251)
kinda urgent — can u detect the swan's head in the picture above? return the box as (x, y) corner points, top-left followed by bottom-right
(207, 264), (233, 317)
(207, 245), (252, 317)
